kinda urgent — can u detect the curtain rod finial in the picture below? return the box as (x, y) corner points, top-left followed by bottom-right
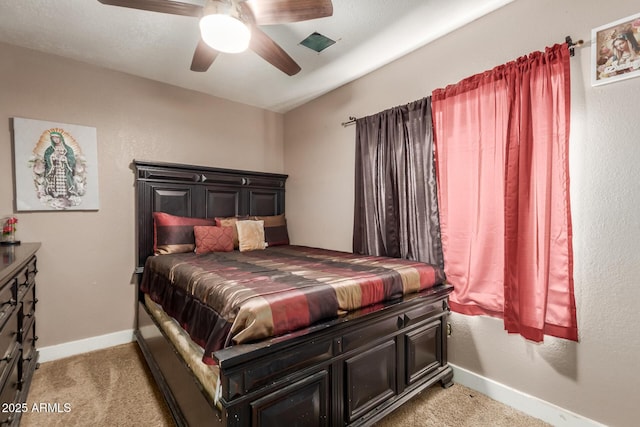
(565, 36), (584, 57)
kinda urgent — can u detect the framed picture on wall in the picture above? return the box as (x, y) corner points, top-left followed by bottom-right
(591, 12), (640, 86)
(11, 117), (100, 211)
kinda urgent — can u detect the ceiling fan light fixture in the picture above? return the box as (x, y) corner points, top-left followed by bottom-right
(199, 1), (251, 54)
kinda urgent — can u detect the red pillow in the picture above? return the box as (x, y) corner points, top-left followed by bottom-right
(194, 226), (234, 254)
(153, 212), (215, 255)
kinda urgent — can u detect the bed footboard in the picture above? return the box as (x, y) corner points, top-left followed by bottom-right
(136, 284), (453, 427)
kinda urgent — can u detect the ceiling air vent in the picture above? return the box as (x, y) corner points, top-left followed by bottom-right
(300, 32), (336, 53)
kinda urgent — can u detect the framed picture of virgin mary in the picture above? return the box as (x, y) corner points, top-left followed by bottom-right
(11, 117), (99, 211)
(591, 12), (640, 86)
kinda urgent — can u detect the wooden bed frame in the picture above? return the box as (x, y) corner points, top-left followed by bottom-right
(133, 160), (454, 427)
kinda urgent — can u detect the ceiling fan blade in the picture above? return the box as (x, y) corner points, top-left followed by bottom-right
(97, 0), (203, 17)
(190, 38), (220, 72)
(249, 26), (301, 76)
(247, 0), (333, 25)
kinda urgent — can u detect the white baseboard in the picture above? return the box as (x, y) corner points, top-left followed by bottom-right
(450, 364), (605, 427)
(38, 329), (135, 363)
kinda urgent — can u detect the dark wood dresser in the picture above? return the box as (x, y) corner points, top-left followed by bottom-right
(0, 243), (39, 426)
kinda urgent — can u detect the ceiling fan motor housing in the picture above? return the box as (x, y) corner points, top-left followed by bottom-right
(200, 0), (252, 53)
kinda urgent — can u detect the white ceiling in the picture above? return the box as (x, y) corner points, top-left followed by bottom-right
(0, 0), (514, 113)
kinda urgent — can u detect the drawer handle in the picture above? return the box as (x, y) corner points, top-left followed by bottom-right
(0, 354), (12, 363)
(34, 335), (39, 342)
(25, 311), (34, 319)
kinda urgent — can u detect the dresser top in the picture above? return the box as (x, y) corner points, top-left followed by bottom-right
(0, 243), (41, 285)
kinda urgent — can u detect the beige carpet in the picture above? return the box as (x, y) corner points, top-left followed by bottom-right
(22, 343), (549, 427)
(22, 344), (173, 427)
(374, 383), (550, 427)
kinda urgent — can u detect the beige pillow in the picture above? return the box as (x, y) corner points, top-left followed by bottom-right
(236, 220), (267, 252)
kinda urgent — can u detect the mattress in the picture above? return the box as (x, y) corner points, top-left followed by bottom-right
(141, 245), (445, 365)
(144, 293), (221, 407)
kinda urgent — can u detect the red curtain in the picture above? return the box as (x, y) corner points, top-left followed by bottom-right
(432, 44), (578, 342)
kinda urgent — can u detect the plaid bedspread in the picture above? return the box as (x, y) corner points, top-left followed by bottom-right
(141, 245), (445, 365)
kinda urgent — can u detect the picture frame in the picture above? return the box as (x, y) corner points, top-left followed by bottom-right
(11, 117), (100, 211)
(591, 12), (640, 86)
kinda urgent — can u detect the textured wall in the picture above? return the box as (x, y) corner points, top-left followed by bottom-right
(284, 0), (640, 425)
(0, 42), (284, 347)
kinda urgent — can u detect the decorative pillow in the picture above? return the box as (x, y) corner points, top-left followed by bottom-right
(236, 220), (267, 252)
(251, 214), (290, 246)
(214, 216), (248, 249)
(194, 226), (234, 254)
(153, 212), (215, 255)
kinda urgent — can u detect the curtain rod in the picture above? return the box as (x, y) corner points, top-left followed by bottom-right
(341, 116), (357, 127)
(341, 36), (583, 128)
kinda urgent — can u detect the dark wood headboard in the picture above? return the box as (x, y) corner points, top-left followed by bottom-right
(133, 160), (288, 272)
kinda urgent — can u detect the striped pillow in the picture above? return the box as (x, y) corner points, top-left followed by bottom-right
(251, 214), (290, 246)
(153, 212), (215, 255)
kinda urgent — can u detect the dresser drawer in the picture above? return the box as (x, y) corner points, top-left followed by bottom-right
(0, 279), (16, 313)
(19, 318), (37, 391)
(15, 257), (37, 289)
(0, 309), (19, 371)
(18, 284), (36, 332)
(0, 352), (20, 425)
(0, 310), (19, 405)
(20, 318), (36, 363)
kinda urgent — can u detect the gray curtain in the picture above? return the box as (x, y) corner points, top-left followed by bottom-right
(353, 97), (443, 268)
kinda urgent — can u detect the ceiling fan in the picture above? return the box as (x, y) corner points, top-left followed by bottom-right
(97, 0), (333, 76)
